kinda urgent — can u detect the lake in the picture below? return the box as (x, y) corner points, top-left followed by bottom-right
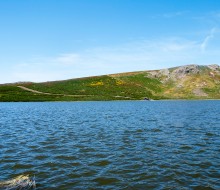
(0, 101), (220, 189)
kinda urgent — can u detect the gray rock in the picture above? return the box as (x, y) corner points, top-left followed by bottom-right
(171, 65), (200, 79)
(208, 64), (220, 71)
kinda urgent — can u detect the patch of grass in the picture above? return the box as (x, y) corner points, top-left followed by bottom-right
(0, 86), (104, 102)
(21, 75), (164, 100)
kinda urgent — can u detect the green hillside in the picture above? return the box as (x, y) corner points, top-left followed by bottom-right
(0, 64), (220, 102)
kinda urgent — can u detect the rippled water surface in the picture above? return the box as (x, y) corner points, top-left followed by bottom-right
(0, 101), (220, 189)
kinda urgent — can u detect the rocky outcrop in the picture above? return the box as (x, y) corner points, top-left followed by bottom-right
(147, 64), (201, 81)
(146, 64), (220, 98)
(170, 65), (200, 79)
(147, 69), (170, 80)
(148, 64), (220, 80)
(208, 64), (220, 71)
(0, 175), (36, 189)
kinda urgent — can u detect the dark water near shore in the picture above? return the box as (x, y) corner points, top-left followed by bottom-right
(0, 101), (220, 189)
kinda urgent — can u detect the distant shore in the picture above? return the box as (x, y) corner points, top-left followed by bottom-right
(1, 64), (220, 101)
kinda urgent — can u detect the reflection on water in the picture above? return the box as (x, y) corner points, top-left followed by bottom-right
(0, 101), (220, 189)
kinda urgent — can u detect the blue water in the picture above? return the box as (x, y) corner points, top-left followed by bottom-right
(0, 101), (220, 189)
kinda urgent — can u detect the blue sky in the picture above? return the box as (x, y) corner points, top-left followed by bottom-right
(1, 0), (220, 83)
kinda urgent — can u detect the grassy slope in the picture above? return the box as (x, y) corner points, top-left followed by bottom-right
(0, 65), (219, 102)
(0, 86), (80, 102)
(22, 74), (164, 100)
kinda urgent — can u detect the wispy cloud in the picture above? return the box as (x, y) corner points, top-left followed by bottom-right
(10, 33), (220, 83)
(152, 11), (188, 19)
(162, 11), (187, 18)
(201, 27), (216, 52)
(55, 53), (81, 65)
(192, 11), (220, 26)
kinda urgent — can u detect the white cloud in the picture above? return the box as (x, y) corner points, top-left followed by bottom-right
(55, 53), (81, 65)
(4, 32), (220, 83)
(152, 11), (188, 19)
(163, 11), (186, 18)
(201, 28), (216, 52)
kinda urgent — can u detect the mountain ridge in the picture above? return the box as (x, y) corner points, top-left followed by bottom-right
(0, 64), (219, 101)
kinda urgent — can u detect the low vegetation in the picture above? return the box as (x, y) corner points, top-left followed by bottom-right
(0, 64), (219, 101)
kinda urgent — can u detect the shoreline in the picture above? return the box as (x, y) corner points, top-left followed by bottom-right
(0, 99), (220, 103)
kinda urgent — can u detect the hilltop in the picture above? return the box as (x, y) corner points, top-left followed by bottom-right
(0, 64), (220, 101)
